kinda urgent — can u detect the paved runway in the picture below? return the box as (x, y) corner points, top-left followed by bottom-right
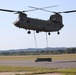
(0, 60), (76, 68)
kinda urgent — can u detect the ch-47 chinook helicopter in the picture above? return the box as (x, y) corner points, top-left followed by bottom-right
(0, 6), (76, 35)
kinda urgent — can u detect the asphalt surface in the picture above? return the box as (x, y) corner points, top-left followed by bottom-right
(0, 72), (64, 75)
(0, 60), (76, 68)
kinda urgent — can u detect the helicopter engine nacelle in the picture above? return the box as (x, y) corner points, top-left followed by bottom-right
(50, 13), (64, 29)
(50, 13), (62, 23)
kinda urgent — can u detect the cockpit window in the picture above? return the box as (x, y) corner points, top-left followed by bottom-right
(16, 18), (20, 21)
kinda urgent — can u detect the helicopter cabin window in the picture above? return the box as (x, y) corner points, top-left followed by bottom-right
(27, 20), (30, 23)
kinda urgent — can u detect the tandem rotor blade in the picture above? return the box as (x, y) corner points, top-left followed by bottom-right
(0, 8), (76, 14)
(42, 9), (76, 14)
(0, 9), (17, 12)
(0, 8), (40, 13)
(40, 5), (59, 9)
(59, 10), (76, 13)
(29, 6), (76, 14)
(29, 5), (58, 9)
(28, 5), (58, 12)
(28, 6), (57, 13)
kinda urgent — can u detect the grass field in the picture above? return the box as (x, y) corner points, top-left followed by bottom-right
(0, 54), (76, 75)
(0, 65), (76, 75)
(0, 54), (76, 60)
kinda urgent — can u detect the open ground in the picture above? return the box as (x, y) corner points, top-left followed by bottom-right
(0, 54), (76, 75)
(0, 54), (76, 68)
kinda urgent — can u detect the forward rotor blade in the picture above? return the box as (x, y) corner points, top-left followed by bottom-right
(29, 6), (76, 14)
(23, 9), (40, 12)
(0, 9), (17, 12)
(0, 8), (40, 13)
(29, 5), (58, 9)
(40, 5), (59, 9)
(28, 6), (56, 13)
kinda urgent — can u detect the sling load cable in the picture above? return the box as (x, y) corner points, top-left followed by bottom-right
(46, 32), (48, 50)
(33, 31), (37, 49)
(46, 33), (52, 61)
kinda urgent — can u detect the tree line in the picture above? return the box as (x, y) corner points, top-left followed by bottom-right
(0, 48), (76, 56)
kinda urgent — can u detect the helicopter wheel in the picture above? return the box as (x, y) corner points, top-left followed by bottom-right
(27, 30), (31, 34)
(48, 32), (51, 35)
(57, 31), (60, 35)
(36, 30), (39, 33)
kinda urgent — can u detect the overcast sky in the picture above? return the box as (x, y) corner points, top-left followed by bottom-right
(0, 0), (76, 50)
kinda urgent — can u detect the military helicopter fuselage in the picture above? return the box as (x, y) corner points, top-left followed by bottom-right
(14, 12), (64, 34)
(0, 7), (76, 35)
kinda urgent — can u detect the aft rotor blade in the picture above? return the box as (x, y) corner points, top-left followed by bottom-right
(38, 9), (56, 13)
(59, 10), (76, 13)
(29, 6), (76, 14)
(29, 5), (58, 9)
(28, 6), (56, 13)
(28, 6), (39, 10)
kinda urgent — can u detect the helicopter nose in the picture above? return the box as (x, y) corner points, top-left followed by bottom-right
(13, 21), (20, 28)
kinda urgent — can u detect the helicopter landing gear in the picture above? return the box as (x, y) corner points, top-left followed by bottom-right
(48, 32), (51, 35)
(36, 30), (39, 33)
(57, 31), (60, 35)
(27, 30), (31, 34)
